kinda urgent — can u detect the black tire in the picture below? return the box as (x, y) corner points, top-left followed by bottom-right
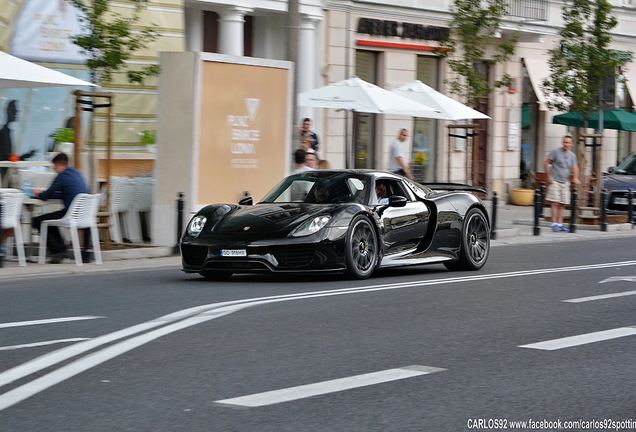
(444, 208), (490, 271)
(199, 270), (233, 280)
(344, 215), (378, 279)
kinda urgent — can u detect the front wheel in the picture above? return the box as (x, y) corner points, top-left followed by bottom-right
(344, 215), (378, 279)
(444, 208), (490, 271)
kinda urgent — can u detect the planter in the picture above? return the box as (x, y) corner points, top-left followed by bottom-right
(510, 188), (535, 206)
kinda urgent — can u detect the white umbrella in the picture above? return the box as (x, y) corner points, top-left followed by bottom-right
(0, 51), (95, 88)
(391, 80), (490, 120)
(298, 76), (439, 116)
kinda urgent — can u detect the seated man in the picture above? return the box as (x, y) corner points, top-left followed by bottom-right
(32, 152), (90, 263)
(375, 181), (389, 204)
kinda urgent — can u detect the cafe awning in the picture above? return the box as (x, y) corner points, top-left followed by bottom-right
(523, 57), (569, 111)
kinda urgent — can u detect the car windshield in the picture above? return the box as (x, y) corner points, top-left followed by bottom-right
(261, 171), (372, 204)
(614, 154), (636, 175)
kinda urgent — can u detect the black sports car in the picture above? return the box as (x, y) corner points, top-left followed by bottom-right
(604, 152), (636, 215)
(180, 170), (490, 280)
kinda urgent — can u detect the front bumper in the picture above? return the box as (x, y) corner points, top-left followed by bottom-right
(181, 228), (349, 274)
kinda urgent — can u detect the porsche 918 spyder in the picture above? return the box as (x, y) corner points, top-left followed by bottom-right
(180, 170), (490, 280)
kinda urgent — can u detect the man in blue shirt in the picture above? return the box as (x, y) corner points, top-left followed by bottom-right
(33, 153), (89, 263)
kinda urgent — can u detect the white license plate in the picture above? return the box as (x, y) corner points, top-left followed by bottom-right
(220, 249), (247, 257)
(614, 197), (630, 205)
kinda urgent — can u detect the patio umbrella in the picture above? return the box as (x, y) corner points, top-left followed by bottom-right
(552, 109), (636, 132)
(297, 76), (439, 116)
(390, 80), (490, 120)
(0, 51), (95, 88)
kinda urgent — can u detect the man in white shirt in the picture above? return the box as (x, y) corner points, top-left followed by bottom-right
(388, 128), (412, 179)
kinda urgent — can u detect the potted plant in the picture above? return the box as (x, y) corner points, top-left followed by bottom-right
(54, 127), (75, 153)
(510, 169), (535, 206)
(140, 129), (157, 152)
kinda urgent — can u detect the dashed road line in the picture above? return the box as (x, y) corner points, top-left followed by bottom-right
(563, 290), (636, 303)
(519, 326), (636, 350)
(214, 365), (447, 408)
(0, 316), (104, 329)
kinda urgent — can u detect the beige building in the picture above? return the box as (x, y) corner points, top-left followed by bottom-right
(2, 0), (636, 244)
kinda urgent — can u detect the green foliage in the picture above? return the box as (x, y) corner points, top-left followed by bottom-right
(68, 0), (159, 85)
(139, 129), (156, 145)
(543, 0), (624, 115)
(54, 127), (75, 143)
(436, 0), (519, 107)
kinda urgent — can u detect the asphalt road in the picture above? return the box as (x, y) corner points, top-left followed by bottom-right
(1, 236), (636, 431)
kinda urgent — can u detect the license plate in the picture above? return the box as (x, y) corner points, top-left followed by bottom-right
(220, 249), (247, 257)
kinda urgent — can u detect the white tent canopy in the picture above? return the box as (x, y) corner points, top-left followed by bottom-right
(298, 76), (439, 116)
(391, 80), (490, 120)
(0, 51), (95, 89)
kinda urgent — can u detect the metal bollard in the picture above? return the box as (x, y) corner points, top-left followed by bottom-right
(628, 189), (634, 229)
(533, 186), (541, 236)
(539, 181), (546, 219)
(0, 199), (4, 268)
(600, 190), (608, 232)
(569, 186), (577, 234)
(490, 191), (498, 240)
(173, 192), (185, 255)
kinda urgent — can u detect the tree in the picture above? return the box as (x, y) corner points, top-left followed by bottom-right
(437, 0), (518, 108)
(542, 0), (625, 115)
(69, 0), (159, 85)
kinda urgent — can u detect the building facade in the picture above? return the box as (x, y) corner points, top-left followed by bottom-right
(2, 0), (636, 202)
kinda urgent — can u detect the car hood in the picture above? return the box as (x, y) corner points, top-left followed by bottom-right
(603, 174), (636, 191)
(209, 203), (334, 236)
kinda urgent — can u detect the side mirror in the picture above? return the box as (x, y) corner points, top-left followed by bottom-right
(389, 195), (408, 207)
(239, 196), (253, 205)
(608, 166), (616, 174)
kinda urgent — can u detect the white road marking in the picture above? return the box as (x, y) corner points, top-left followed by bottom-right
(1, 260), (636, 411)
(563, 290), (636, 303)
(0, 316), (104, 329)
(0, 338), (89, 351)
(520, 326), (636, 350)
(214, 365), (447, 408)
(599, 276), (636, 284)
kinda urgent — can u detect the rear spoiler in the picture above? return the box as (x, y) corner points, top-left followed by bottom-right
(420, 182), (486, 194)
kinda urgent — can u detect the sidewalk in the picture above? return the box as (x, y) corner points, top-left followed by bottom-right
(1, 202), (635, 280)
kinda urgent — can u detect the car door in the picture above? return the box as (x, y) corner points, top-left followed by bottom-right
(377, 180), (430, 255)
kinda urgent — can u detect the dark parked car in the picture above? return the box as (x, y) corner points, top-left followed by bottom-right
(180, 170), (490, 280)
(603, 152), (636, 215)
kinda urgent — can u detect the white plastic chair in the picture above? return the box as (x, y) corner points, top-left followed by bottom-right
(38, 193), (103, 266)
(1, 191), (26, 266)
(109, 176), (134, 243)
(127, 177), (155, 243)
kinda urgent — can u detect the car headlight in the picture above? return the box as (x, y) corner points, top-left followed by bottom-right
(187, 215), (207, 238)
(291, 215), (331, 237)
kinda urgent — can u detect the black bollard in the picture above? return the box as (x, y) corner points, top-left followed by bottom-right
(569, 186), (577, 234)
(173, 192), (185, 255)
(0, 199), (4, 268)
(533, 186), (541, 236)
(600, 190), (608, 232)
(490, 191), (498, 240)
(539, 181), (546, 219)
(628, 189), (634, 229)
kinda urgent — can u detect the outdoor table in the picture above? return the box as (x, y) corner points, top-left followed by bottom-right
(21, 197), (63, 262)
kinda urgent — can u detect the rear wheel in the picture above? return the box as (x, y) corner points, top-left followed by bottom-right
(199, 270), (233, 280)
(444, 208), (490, 271)
(345, 216), (378, 279)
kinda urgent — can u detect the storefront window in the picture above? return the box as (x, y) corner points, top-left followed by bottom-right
(354, 50), (377, 169)
(414, 56), (438, 182)
(521, 66), (539, 188)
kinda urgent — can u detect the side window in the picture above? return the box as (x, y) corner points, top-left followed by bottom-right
(390, 180), (415, 202)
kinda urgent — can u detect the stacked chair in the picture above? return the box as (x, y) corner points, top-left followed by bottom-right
(0, 191), (27, 266)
